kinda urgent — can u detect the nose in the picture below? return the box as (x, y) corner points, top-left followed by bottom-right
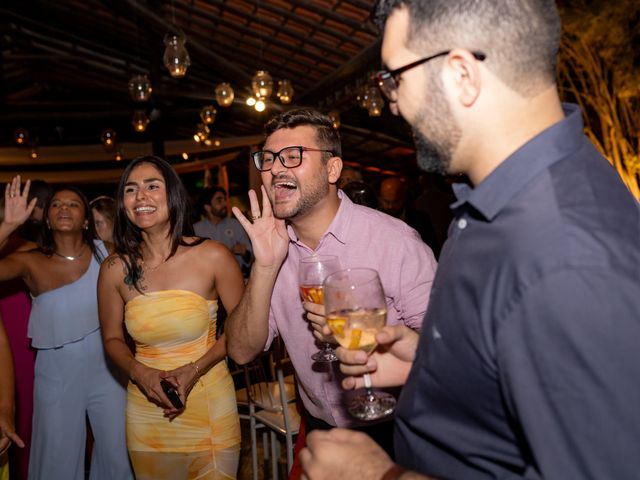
(135, 187), (147, 200)
(269, 155), (287, 175)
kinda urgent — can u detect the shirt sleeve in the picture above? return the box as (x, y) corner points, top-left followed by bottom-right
(392, 229), (437, 331)
(496, 267), (640, 479)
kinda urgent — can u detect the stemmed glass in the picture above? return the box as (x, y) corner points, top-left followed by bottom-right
(299, 254), (342, 363)
(323, 268), (396, 420)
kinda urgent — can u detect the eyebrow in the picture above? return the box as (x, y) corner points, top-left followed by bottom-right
(125, 177), (165, 186)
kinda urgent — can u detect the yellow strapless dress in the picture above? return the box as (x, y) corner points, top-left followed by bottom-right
(125, 290), (240, 479)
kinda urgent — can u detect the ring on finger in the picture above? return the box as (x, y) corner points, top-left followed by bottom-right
(251, 213), (261, 221)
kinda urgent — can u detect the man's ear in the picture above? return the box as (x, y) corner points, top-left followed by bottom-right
(203, 204), (212, 215)
(444, 48), (482, 107)
(327, 156), (343, 185)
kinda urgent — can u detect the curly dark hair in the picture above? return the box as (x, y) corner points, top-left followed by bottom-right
(264, 108), (342, 159)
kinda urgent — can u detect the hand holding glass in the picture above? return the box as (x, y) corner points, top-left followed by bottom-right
(323, 268), (395, 420)
(299, 255), (342, 363)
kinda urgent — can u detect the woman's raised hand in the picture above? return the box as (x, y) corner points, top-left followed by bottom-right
(3, 176), (37, 228)
(232, 186), (289, 270)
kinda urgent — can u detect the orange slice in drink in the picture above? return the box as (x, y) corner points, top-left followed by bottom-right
(327, 316), (346, 337)
(349, 328), (362, 349)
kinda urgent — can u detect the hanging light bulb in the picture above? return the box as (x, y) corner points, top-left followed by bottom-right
(366, 86), (385, 117)
(128, 74), (153, 102)
(328, 110), (341, 129)
(101, 129), (117, 149)
(215, 82), (234, 107)
(132, 110), (150, 132)
(193, 123), (210, 143)
(254, 99), (266, 112)
(251, 70), (274, 98)
(246, 96), (257, 107)
(276, 79), (294, 104)
(182, 152), (189, 160)
(200, 105), (217, 125)
(115, 149), (124, 161)
(14, 128), (29, 146)
(213, 138), (221, 147)
(163, 32), (191, 78)
(29, 147), (38, 160)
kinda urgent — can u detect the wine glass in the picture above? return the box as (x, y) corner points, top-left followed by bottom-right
(323, 268), (396, 421)
(299, 254), (342, 363)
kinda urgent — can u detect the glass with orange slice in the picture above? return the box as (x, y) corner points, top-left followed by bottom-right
(299, 254), (342, 362)
(323, 267), (396, 420)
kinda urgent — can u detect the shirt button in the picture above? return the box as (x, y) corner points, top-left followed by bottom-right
(457, 218), (468, 229)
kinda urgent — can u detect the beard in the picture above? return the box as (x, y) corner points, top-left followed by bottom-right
(412, 73), (461, 175)
(270, 167), (330, 220)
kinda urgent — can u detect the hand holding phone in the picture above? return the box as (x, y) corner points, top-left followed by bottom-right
(160, 379), (184, 409)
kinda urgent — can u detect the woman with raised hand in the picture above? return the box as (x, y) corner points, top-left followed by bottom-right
(0, 177), (133, 480)
(98, 156), (243, 479)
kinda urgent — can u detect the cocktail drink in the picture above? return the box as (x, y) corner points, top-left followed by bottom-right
(299, 254), (342, 362)
(324, 268), (396, 420)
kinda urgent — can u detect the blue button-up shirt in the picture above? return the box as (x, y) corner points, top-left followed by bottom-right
(395, 104), (640, 479)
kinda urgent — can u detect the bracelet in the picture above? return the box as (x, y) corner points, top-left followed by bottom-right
(380, 464), (406, 480)
(191, 362), (204, 386)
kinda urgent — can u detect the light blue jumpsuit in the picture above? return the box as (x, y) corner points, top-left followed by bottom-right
(27, 241), (133, 480)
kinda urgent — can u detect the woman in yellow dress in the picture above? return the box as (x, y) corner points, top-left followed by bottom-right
(98, 156), (244, 479)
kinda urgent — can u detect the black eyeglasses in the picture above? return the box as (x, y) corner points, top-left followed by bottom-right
(375, 50), (486, 101)
(252, 146), (335, 172)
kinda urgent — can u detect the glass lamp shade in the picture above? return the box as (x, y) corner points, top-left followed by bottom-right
(101, 129), (117, 148)
(328, 110), (341, 129)
(215, 82), (235, 107)
(128, 74), (152, 102)
(251, 70), (274, 98)
(357, 87), (371, 109)
(14, 128), (29, 145)
(115, 149), (124, 161)
(29, 148), (38, 160)
(276, 79), (294, 104)
(163, 33), (191, 78)
(200, 105), (217, 125)
(132, 110), (150, 132)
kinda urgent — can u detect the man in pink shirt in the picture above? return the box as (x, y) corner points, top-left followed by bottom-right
(227, 109), (436, 453)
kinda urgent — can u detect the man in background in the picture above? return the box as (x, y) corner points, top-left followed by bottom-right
(194, 186), (253, 276)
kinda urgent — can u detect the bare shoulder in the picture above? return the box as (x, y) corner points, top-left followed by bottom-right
(186, 237), (233, 261)
(99, 253), (127, 283)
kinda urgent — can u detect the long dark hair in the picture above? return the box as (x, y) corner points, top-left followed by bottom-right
(40, 185), (103, 262)
(113, 155), (201, 292)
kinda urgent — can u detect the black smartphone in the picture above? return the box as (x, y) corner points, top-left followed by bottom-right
(160, 379), (184, 409)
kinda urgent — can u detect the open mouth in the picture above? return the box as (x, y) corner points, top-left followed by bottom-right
(134, 206), (156, 214)
(272, 179), (297, 201)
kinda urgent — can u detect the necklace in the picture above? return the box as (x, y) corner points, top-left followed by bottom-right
(53, 247), (85, 261)
(141, 257), (168, 272)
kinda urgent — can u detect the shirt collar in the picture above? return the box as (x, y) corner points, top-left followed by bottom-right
(452, 103), (584, 221)
(286, 190), (351, 247)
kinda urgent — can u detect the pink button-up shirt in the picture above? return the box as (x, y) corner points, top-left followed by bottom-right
(266, 191), (437, 427)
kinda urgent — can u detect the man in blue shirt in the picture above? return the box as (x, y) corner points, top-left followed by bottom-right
(300, 0), (640, 479)
(194, 187), (253, 275)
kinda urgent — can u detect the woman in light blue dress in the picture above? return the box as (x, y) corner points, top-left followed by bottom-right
(0, 177), (133, 480)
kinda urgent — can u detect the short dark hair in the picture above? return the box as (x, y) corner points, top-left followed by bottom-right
(40, 185), (103, 262)
(264, 108), (342, 159)
(196, 186), (227, 216)
(114, 155), (199, 292)
(372, 0), (561, 96)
